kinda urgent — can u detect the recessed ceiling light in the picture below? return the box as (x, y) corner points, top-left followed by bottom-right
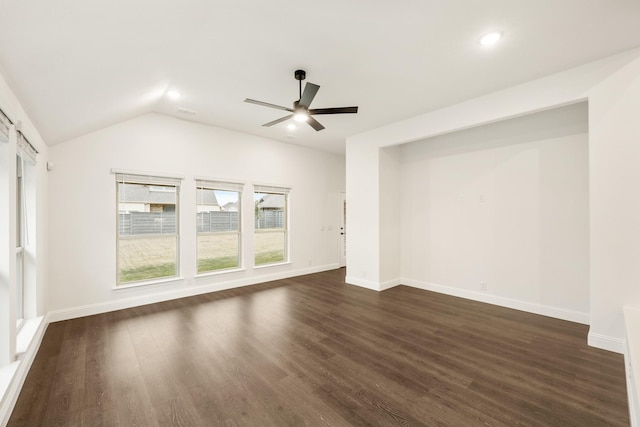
(167, 90), (182, 99)
(480, 31), (502, 46)
(287, 123), (296, 131)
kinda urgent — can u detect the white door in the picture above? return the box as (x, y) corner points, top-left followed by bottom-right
(340, 192), (346, 267)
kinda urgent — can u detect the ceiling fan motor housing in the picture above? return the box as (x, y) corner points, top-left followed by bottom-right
(294, 69), (306, 81)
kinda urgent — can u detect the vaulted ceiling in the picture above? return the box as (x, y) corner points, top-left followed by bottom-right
(1, 1), (640, 154)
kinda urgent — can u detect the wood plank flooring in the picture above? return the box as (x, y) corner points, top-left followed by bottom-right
(8, 269), (629, 426)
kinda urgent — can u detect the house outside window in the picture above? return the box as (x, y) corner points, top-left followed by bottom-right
(115, 172), (182, 285)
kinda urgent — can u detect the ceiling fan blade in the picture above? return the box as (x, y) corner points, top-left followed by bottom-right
(262, 115), (293, 127)
(299, 83), (320, 108)
(245, 98), (293, 112)
(309, 106), (358, 115)
(307, 116), (325, 131)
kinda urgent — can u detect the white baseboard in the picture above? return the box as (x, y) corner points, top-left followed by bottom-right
(589, 331), (624, 354)
(0, 314), (49, 427)
(401, 277), (591, 325)
(624, 338), (638, 426)
(345, 276), (381, 291)
(345, 276), (400, 292)
(49, 263), (339, 323)
(380, 278), (401, 291)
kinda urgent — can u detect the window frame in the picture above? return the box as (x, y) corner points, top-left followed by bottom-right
(15, 155), (25, 329)
(253, 185), (290, 267)
(114, 171), (182, 287)
(14, 130), (37, 329)
(195, 180), (243, 275)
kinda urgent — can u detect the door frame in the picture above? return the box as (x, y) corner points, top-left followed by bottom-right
(339, 192), (346, 267)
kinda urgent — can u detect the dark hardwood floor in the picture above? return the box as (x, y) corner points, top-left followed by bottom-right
(9, 269), (629, 426)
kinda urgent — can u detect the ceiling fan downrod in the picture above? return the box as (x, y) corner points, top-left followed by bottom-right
(295, 69), (306, 101)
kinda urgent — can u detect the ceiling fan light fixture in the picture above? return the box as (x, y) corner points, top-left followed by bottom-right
(293, 111), (309, 122)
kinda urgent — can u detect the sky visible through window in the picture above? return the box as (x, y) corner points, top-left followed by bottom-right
(215, 190), (237, 206)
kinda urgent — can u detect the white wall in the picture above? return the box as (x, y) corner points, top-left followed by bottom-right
(588, 54), (640, 348)
(345, 141), (380, 288)
(400, 104), (589, 317)
(47, 113), (345, 313)
(379, 146), (401, 287)
(0, 131), (16, 366)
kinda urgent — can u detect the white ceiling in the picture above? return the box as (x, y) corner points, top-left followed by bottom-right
(1, 1), (640, 154)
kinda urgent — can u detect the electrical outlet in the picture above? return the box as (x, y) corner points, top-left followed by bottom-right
(480, 282), (487, 291)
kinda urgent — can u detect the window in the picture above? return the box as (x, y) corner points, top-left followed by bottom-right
(196, 179), (243, 274)
(254, 185), (289, 266)
(115, 172), (181, 285)
(16, 156), (24, 324)
(15, 131), (36, 326)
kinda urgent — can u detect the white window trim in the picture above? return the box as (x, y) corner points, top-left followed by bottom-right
(195, 267), (246, 279)
(15, 247), (24, 331)
(15, 154), (27, 328)
(254, 261), (292, 270)
(112, 276), (185, 291)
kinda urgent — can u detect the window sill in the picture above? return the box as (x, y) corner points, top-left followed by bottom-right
(113, 276), (184, 291)
(254, 261), (291, 270)
(195, 268), (245, 279)
(16, 317), (44, 360)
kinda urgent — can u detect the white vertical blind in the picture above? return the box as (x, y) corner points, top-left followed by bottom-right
(253, 184), (291, 194)
(0, 108), (10, 142)
(112, 170), (183, 186)
(195, 179), (244, 192)
(16, 132), (37, 164)
(17, 156), (30, 246)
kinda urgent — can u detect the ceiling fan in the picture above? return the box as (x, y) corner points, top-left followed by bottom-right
(244, 69), (358, 131)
